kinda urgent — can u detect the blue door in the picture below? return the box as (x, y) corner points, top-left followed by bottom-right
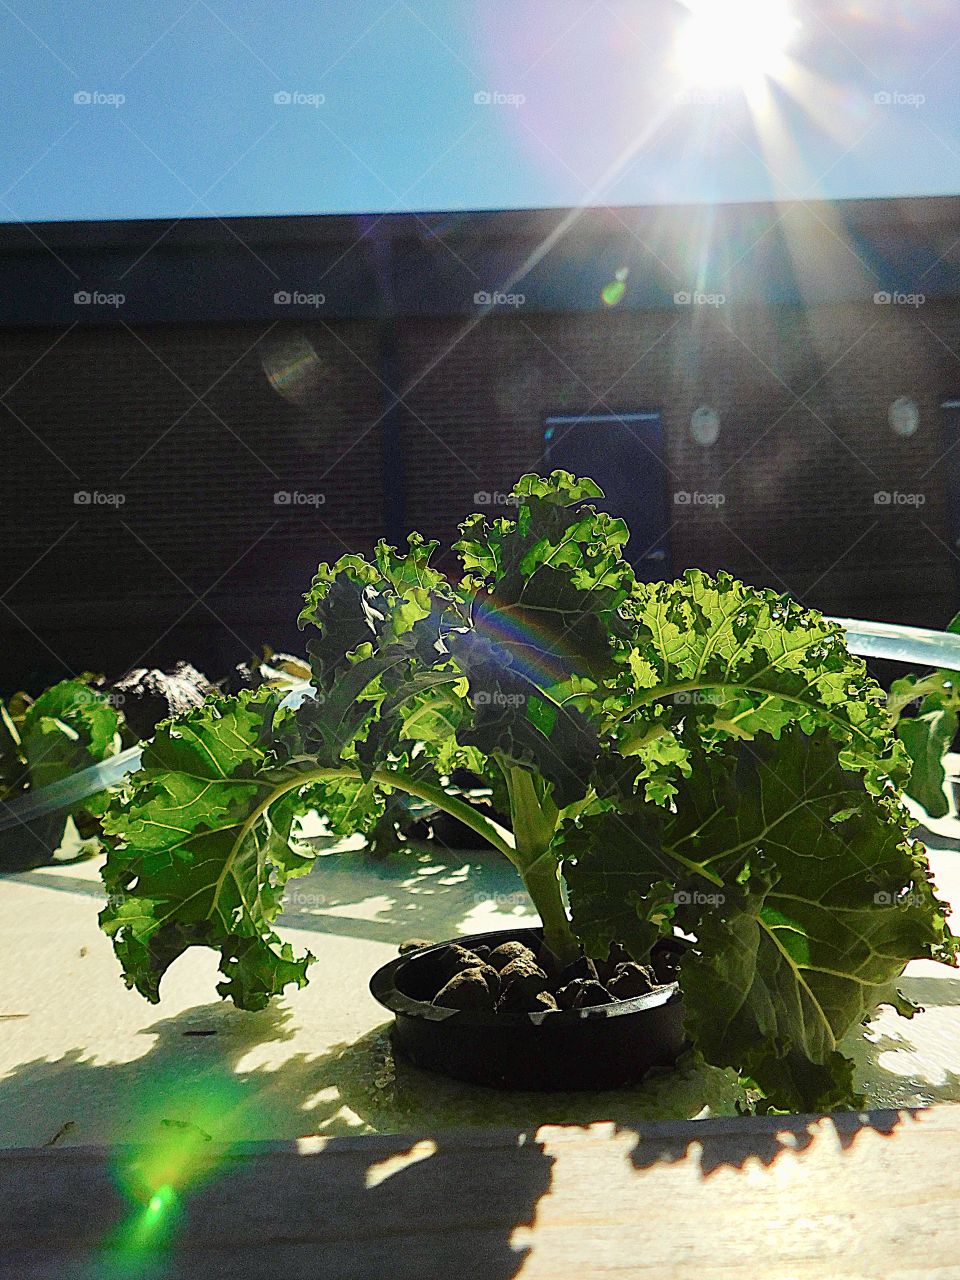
(542, 412), (671, 581)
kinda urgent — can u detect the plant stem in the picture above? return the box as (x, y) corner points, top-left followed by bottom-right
(521, 849), (580, 966)
(231, 764), (518, 869)
(496, 758), (580, 961)
(232, 762), (580, 960)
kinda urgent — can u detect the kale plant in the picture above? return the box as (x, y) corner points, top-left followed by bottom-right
(99, 473), (955, 1110)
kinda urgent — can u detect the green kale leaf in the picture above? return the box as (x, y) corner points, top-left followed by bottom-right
(100, 690), (319, 1010)
(889, 614), (960, 819)
(564, 728), (954, 1109)
(608, 570), (905, 801)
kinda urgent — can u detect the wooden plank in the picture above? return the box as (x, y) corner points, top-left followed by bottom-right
(2, 1107), (960, 1278)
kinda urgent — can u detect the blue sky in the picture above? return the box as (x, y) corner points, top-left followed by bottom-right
(1, 0), (958, 223)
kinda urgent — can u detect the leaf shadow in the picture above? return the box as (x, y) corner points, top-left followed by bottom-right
(0, 999), (747, 1152)
(275, 842), (541, 946)
(0, 843), (543, 950)
(906, 818), (960, 852)
(846, 973), (960, 1106)
(618, 1106), (916, 1179)
(0, 996), (947, 1277)
(0, 1002), (554, 1280)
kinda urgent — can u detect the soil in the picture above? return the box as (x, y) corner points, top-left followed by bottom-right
(419, 935), (683, 1016)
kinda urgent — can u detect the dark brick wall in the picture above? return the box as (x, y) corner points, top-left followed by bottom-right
(0, 321), (384, 686)
(398, 304), (959, 626)
(1, 302), (958, 689)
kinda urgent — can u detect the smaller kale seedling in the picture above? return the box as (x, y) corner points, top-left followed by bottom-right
(887, 616), (960, 819)
(1, 678), (125, 868)
(100, 473), (956, 1111)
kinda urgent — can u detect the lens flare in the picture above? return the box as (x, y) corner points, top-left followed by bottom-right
(145, 1186), (175, 1223)
(676, 0), (798, 87)
(468, 593), (591, 689)
(601, 267), (629, 307)
(261, 332), (327, 407)
(100, 1182), (181, 1279)
(97, 1071), (245, 1276)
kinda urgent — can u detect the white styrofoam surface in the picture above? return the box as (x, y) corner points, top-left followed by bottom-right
(1, 830), (959, 1149)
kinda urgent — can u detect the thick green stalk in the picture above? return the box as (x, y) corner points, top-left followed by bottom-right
(498, 758), (580, 965)
(520, 849), (580, 966)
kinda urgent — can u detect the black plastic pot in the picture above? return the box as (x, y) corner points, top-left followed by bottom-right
(369, 926), (686, 1091)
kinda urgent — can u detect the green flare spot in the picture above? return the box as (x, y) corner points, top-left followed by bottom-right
(601, 279), (626, 307)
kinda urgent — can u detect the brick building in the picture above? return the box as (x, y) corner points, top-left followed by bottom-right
(2, 200), (959, 687)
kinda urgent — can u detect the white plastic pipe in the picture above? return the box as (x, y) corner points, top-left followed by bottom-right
(0, 683), (312, 834)
(827, 617), (960, 670)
